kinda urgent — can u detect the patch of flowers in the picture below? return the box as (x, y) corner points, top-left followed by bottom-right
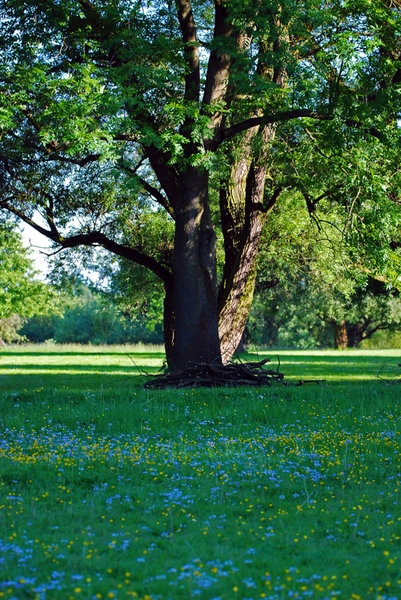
(0, 394), (400, 599)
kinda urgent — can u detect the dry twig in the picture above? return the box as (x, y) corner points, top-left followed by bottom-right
(144, 358), (325, 389)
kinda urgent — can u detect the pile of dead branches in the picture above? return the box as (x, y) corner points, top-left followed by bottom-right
(144, 358), (286, 389)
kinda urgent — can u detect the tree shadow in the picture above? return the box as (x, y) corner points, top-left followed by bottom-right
(1, 347), (400, 393)
(0, 347), (165, 393)
(242, 350), (401, 382)
(0, 350), (166, 359)
(0, 373), (151, 394)
(0, 363), (162, 372)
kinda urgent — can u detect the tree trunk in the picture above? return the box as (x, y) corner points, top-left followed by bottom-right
(165, 18), (286, 369)
(235, 334), (245, 354)
(347, 320), (383, 348)
(163, 281), (175, 369)
(334, 320), (348, 349)
(346, 323), (363, 348)
(171, 168), (222, 370)
(218, 204), (266, 363)
(218, 126), (279, 364)
(219, 262), (258, 363)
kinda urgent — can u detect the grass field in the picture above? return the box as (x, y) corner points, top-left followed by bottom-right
(1, 344), (401, 600)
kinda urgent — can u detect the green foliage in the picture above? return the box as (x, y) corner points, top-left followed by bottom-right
(1, 0), (399, 221)
(53, 287), (119, 344)
(361, 329), (401, 350)
(0, 314), (25, 344)
(21, 285), (164, 345)
(108, 260), (165, 320)
(0, 223), (57, 341)
(248, 192), (401, 349)
(19, 314), (58, 344)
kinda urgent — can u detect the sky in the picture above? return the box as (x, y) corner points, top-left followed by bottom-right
(20, 223), (52, 280)
(20, 222), (101, 286)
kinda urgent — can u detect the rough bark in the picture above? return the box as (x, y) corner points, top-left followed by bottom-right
(218, 126), (280, 363)
(172, 168), (222, 369)
(334, 320), (348, 349)
(163, 281), (175, 369)
(218, 188), (266, 363)
(216, 18), (287, 364)
(175, 0), (200, 102)
(165, 1), (231, 369)
(218, 261), (259, 363)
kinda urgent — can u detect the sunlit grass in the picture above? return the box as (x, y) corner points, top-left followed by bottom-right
(1, 345), (401, 392)
(0, 344), (165, 393)
(0, 345), (401, 599)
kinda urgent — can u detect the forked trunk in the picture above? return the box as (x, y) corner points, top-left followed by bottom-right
(171, 168), (222, 370)
(218, 125), (279, 364)
(218, 165), (267, 363)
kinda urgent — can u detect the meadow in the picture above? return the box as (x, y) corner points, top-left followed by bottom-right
(0, 344), (401, 600)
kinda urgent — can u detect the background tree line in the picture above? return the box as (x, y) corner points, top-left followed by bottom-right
(20, 286), (164, 345)
(0, 221), (163, 345)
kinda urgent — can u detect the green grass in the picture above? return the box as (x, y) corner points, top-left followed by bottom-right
(0, 344), (401, 600)
(0, 343), (165, 394)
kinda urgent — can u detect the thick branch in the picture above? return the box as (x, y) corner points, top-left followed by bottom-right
(62, 231), (172, 284)
(221, 109), (332, 141)
(7, 129), (101, 167)
(0, 201), (172, 284)
(264, 186), (284, 213)
(175, 0), (200, 102)
(202, 1), (234, 133)
(361, 322), (388, 340)
(49, 153), (101, 166)
(144, 144), (180, 209)
(220, 110), (385, 144)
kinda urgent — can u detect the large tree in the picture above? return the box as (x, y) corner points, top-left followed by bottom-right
(0, 0), (400, 369)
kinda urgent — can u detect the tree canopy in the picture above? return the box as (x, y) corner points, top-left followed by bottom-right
(0, 0), (400, 368)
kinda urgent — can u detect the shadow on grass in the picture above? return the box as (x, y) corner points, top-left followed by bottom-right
(0, 351), (166, 359)
(0, 348), (164, 393)
(0, 373), (151, 394)
(0, 363), (163, 373)
(1, 347), (400, 394)
(243, 350), (401, 383)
